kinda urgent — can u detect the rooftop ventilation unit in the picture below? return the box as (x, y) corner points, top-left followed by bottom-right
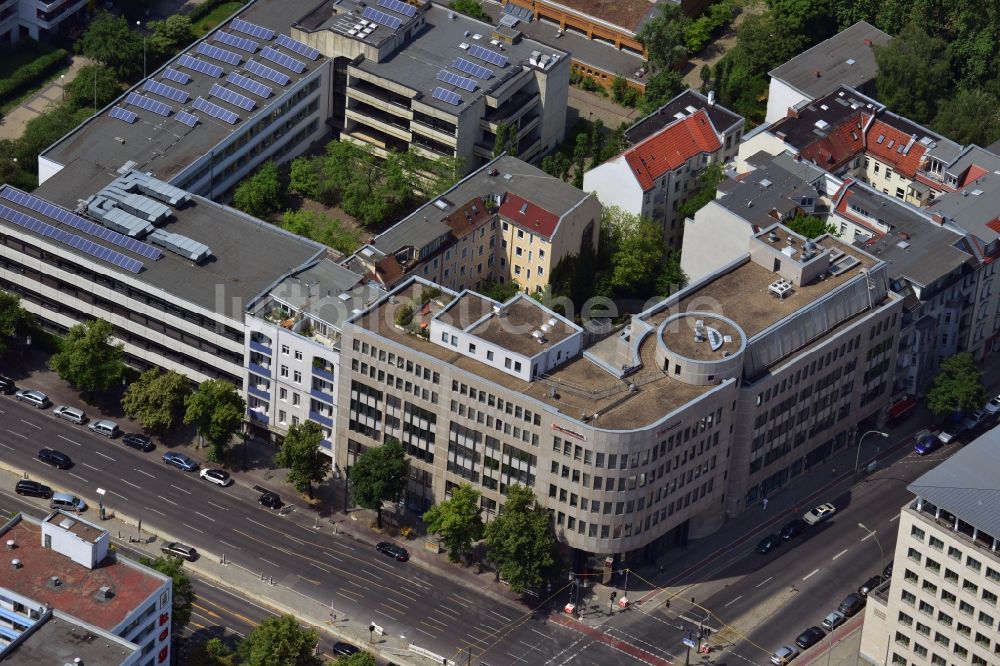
(768, 230), (780, 242)
(814, 120), (830, 130)
(148, 228), (213, 263)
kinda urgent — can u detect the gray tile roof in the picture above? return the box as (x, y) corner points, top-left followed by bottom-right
(715, 153), (825, 226)
(625, 89), (743, 145)
(270, 258), (383, 330)
(928, 173), (1000, 243)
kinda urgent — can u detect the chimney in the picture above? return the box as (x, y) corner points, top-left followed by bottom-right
(50, 576), (61, 587)
(6, 539), (15, 550)
(864, 39), (872, 46)
(11, 559), (20, 570)
(786, 107), (798, 119)
(707, 90), (716, 106)
(931, 213), (944, 224)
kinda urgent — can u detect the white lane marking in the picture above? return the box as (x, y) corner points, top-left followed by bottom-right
(194, 511), (215, 522)
(82, 462), (101, 472)
(21, 420), (41, 430)
(5, 429), (26, 438)
(833, 549), (848, 561)
(724, 595), (743, 608)
(323, 550), (343, 562)
(218, 539), (239, 550)
(861, 531), (876, 542)
(310, 562), (333, 574)
(135, 468), (155, 479)
(121, 478), (142, 490)
(170, 484), (191, 495)
(58, 434), (81, 446)
(488, 609), (513, 621)
(69, 472), (88, 483)
(259, 556), (280, 568)
(144, 506), (166, 517)
(890, 515), (900, 522)
(414, 626), (435, 638)
(94, 450), (116, 462)
(803, 568), (820, 580)
(0, 442), (13, 450)
(208, 501), (227, 511)
(755, 576), (773, 588)
(156, 495), (178, 506)
(182, 523), (205, 534)
(108, 490), (128, 500)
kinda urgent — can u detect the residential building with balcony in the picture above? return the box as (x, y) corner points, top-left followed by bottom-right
(0, 0), (88, 42)
(625, 89), (744, 164)
(859, 427), (1000, 666)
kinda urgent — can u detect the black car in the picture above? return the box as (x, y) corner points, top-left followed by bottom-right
(332, 642), (360, 656)
(160, 541), (198, 561)
(838, 592), (866, 617)
(794, 626), (825, 650)
(858, 575), (884, 596)
(122, 433), (155, 452)
(883, 561), (894, 579)
(755, 534), (782, 554)
(779, 518), (807, 541)
(376, 541), (410, 561)
(15, 479), (52, 498)
(0, 375), (15, 394)
(37, 448), (72, 469)
(258, 491), (282, 509)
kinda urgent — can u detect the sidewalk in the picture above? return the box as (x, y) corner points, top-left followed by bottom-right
(0, 55), (94, 141)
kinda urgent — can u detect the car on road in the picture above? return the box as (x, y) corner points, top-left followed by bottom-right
(15, 389), (50, 408)
(258, 491), (282, 509)
(794, 626), (825, 650)
(802, 503), (837, 525)
(914, 432), (941, 455)
(779, 518), (807, 541)
(162, 451), (198, 472)
(936, 429), (960, 446)
(376, 541), (409, 561)
(160, 542), (198, 561)
(332, 642), (360, 657)
(15, 479), (52, 498)
(838, 592), (866, 616)
(88, 419), (120, 438)
(122, 433), (155, 452)
(755, 534), (782, 554)
(0, 375), (15, 394)
(985, 394), (1000, 416)
(200, 468), (232, 487)
(770, 645), (799, 665)
(883, 561), (894, 579)
(821, 610), (846, 631)
(858, 575), (884, 596)
(53, 405), (87, 424)
(50, 492), (87, 513)
(37, 448), (72, 469)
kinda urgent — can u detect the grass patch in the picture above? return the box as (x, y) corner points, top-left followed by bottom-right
(192, 1), (246, 37)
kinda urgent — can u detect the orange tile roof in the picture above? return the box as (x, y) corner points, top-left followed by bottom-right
(960, 164), (988, 188)
(865, 119), (926, 178)
(622, 109), (722, 191)
(499, 192), (560, 239)
(800, 112), (866, 169)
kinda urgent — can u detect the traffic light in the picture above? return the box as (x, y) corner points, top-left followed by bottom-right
(610, 591), (617, 601)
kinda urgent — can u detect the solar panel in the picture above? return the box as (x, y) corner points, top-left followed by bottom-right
(109, 106), (138, 124)
(0, 188), (163, 260)
(209, 83), (255, 111)
(378, 0), (416, 17)
(126, 92), (172, 117)
(193, 96), (240, 124)
(453, 57), (493, 79)
(162, 67), (191, 85)
(468, 44), (508, 67)
(432, 87), (462, 106)
(259, 46), (306, 74)
(143, 79), (189, 104)
(215, 30), (259, 54)
(245, 59), (291, 86)
(176, 110), (199, 127)
(437, 69), (477, 92)
(227, 72), (273, 98)
(362, 7), (401, 29)
(275, 34), (320, 61)
(197, 42), (242, 66)
(178, 54), (224, 78)
(231, 18), (274, 41)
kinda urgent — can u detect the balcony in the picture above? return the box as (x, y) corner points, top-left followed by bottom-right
(346, 107), (411, 142)
(248, 362), (271, 379)
(249, 339), (272, 355)
(309, 410), (334, 427)
(321, 439), (332, 451)
(482, 91), (539, 131)
(410, 119), (457, 147)
(248, 408), (269, 425)
(310, 387), (334, 404)
(346, 83), (413, 118)
(313, 365), (335, 382)
(248, 385), (271, 401)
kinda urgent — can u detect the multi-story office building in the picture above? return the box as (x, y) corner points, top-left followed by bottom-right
(345, 155), (600, 294)
(859, 427), (1000, 666)
(0, 511), (172, 666)
(2, 609), (142, 665)
(336, 221), (901, 565)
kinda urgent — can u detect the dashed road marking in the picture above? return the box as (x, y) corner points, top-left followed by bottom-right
(724, 595), (742, 608)
(803, 568), (820, 580)
(833, 549), (848, 560)
(755, 576), (773, 588)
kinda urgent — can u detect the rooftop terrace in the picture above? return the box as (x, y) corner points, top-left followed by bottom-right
(2, 612), (139, 665)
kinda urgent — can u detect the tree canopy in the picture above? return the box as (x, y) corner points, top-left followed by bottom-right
(48, 319), (125, 394)
(483, 485), (559, 593)
(0, 290), (35, 358)
(478, 279), (521, 302)
(926, 352), (987, 417)
(64, 64), (122, 112)
(873, 23), (953, 124)
(279, 209), (362, 255)
(933, 88), (1000, 147)
(122, 368), (191, 433)
(349, 438), (409, 527)
(138, 555), (194, 629)
(337, 653), (377, 666)
(76, 12), (144, 80)
(233, 161), (283, 218)
(236, 614), (321, 666)
(423, 483), (484, 563)
(184, 380), (245, 462)
(148, 15), (195, 61)
(783, 214), (838, 239)
(274, 421), (331, 498)
(637, 4), (691, 71)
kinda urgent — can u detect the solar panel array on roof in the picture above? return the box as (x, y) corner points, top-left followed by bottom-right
(432, 87), (462, 106)
(231, 18), (274, 41)
(275, 34), (320, 61)
(126, 92), (172, 117)
(209, 83), (255, 111)
(362, 7), (401, 29)
(215, 30), (259, 54)
(378, 0), (417, 17)
(178, 54), (224, 78)
(162, 67), (191, 85)
(175, 110), (199, 127)
(453, 57), (493, 79)
(468, 44), (508, 67)
(0, 188), (163, 260)
(143, 79), (189, 104)
(193, 96), (240, 124)
(110, 106), (137, 124)
(245, 59), (291, 86)
(226, 72), (273, 98)
(197, 42), (242, 66)
(437, 69), (477, 92)
(259, 46), (306, 74)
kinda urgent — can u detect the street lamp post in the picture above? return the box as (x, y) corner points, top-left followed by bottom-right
(60, 74), (65, 102)
(137, 21), (146, 78)
(857, 522), (885, 584)
(854, 430), (889, 477)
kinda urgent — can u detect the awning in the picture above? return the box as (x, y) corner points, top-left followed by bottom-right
(888, 397), (917, 418)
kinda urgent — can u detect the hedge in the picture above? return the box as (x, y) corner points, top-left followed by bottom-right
(187, 0), (236, 22)
(0, 49), (69, 102)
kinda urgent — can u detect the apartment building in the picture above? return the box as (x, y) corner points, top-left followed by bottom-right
(336, 222), (900, 566)
(292, 0), (568, 174)
(0, 512), (172, 666)
(625, 89), (744, 164)
(345, 155), (600, 295)
(859, 427), (1000, 666)
(0, 0), (88, 43)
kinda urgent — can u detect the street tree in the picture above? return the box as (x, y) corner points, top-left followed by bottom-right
(926, 352), (987, 418)
(423, 483), (484, 563)
(65, 64), (121, 112)
(603, 207), (665, 293)
(148, 15), (194, 61)
(183, 379), (245, 463)
(0, 290), (35, 357)
(337, 653), (376, 666)
(138, 555), (194, 629)
(237, 614), (321, 666)
(122, 368), (191, 433)
(873, 23), (953, 124)
(186, 638), (234, 666)
(349, 438), (409, 528)
(76, 12), (144, 80)
(483, 485), (559, 593)
(233, 161), (282, 218)
(48, 319), (125, 394)
(274, 421), (331, 499)
(637, 3), (691, 71)
(933, 88), (1000, 148)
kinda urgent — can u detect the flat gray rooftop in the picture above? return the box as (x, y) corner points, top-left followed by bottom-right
(928, 173), (1000, 243)
(716, 153), (824, 225)
(2, 612), (138, 666)
(268, 258), (383, 328)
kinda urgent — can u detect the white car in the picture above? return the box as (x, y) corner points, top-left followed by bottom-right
(770, 645), (799, 665)
(802, 503), (837, 525)
(984, 394), (1000, 416)
(199, 468), (232, 487)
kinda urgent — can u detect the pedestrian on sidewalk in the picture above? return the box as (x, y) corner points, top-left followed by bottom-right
(762, 497), (769, 511)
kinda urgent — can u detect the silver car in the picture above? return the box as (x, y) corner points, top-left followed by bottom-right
(15, 389), (50, 408)
(53, 405), (87, 424)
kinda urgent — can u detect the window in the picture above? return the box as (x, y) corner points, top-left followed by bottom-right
(292, 393), (300, 406)
(957, 622), (971, 636)
(281, 344), (289, 355)
(978, 611), (994, 627)
(942, 590), (957, 605)
(948, 545), (963, 561)
(938, 611), (953, 626)
(895, 187), (905, 199)
(898, 611), (914, 626)
(944, 567), (958, 583)
(967, 556), (982, 573)
(922, 580), (938, 595)
(926, 557), (940, 573)
(919, 600), (935, 616)
(982, 590), (997, 606)
(913, 643), (928, 657)
(908, 547), (922, 563)
(280, 365), (289, 378)
(278, 410), (287, 424)
(874, 163), (880, 174)
(901, 590), (917, 605)
(960, 600), (975, 616)
(895, 632), (911, 647)
(911, 525), (926, 540)
(953, 644), (968, 659)
(293, 370), (302, 383)
(964, 580), (979, 595)
(487, 350), (493, 361)
(929, 535), (944, 551)
(279, 387), (287, 400)
(294, 350), (303, 360)
(916, 621), (931, 636)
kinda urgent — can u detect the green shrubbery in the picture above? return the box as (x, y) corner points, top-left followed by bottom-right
(0, 49), (69, 103)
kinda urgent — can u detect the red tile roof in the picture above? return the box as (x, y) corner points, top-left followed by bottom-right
(865, 119), (927, 178)
(960, 164), (988, 188)
(986, 218), (1000, 235)
(834, 186), (884, 237)
(444, 197), (490, 238)
(800, 113), (866, 170)
(499, 192), (560, 239)
(622, 109), (722, 191)
(0, 520), (165, 631)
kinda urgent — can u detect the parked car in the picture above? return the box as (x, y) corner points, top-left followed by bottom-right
(883, 561), (894, 579)
(37, 448), (72, 469)
(964, 409), (989, 431)
(755, 534), (782, 554)
(199, 468), (232, 487)
(376, 541), (409, 561)
(984, 394), (1000, 416)
(858, 575), (884, 596)
(332, 642), (360, 656)
(838, 593), (866, 617)
(779, 518), (807, 541)
(914, 433), (940, 455)
(53, 405), (87, 424)
(160, 542), (197, 561)
(88, 419), (120, 438)
(15, 479), (52, 498)
(821, 611), (846, 632)
(122, 433), (155, 452)
(936, 429), (959, 446)
(794, 626), (825, 650)
(0, 375), (15, 394)
(50, 492), (87, 513)
(15, 389), (50, 408)
(802, 503), (837, 525)
(162, 451), (198, 472)
(258, 491), (282, 509)
(770, 645), (799, 665)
